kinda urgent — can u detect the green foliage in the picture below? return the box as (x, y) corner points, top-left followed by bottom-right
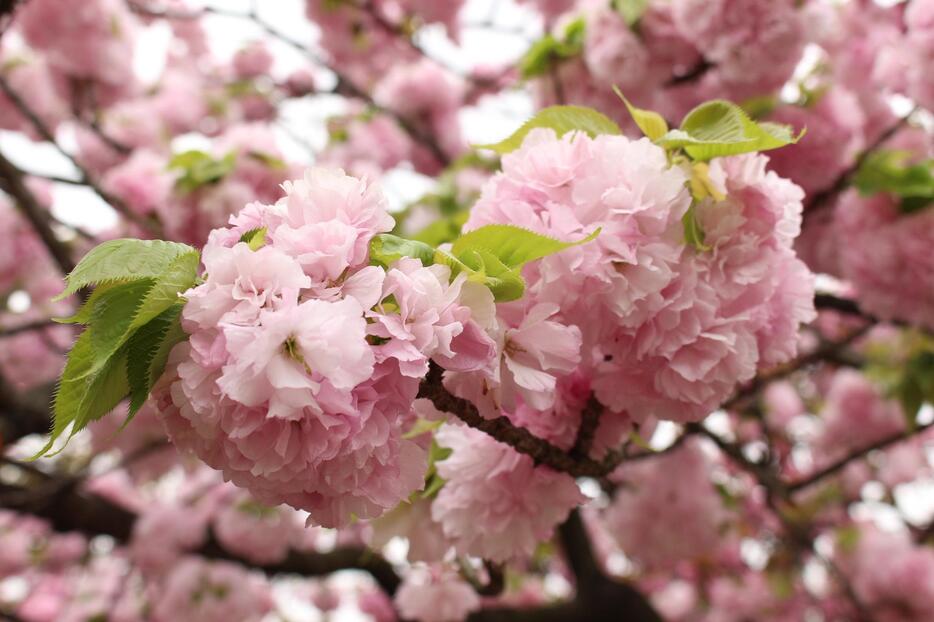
(852, 150), (934, 214)
(238, 227), (268, 250)
(865, 333), (934, 429)
(519, 17), (585, 79)
(36, 240), (199, 458)
(421, 439), (453, 499)
(168, 149), (237, 193)
(476, 106), (621, 154)
(612, 0), (649, 27)
(450, 224), (599, 268)
(681, 206), (710, 252)
(616, 87), (668, 141)
(656, 100), (804, 161)
(370, 234), (437, 268)
(246, 150), (287, 170)
(54, 239), (199, 300)
(370, 225), (599, 302)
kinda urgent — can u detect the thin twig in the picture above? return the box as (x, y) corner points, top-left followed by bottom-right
(803, 109), (917, 215)
(0, 74), (161, 235)
(0, 152), (75, 275)
(787, 422), (934, 493)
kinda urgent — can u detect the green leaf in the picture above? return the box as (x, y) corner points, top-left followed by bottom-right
(238, 227), (268, 251)
(518, 17), (585, 79)
(613, 0), (649, 26)
(129, 251), (199, 329)
(169, 150), (237, 193)
(451, 224), (600, 269)
(37, 238), (199, 459)
(55, 239), (199, 300)
(54, 282), (120, 325)
(614, 87), (668, 141)
(403, 417), (444, 440)
(126, 303), (184, 418)
(87, 279), (155, 365)
(35, 331), (130, 458)
(451, 248), (526, 302)
(852, 150), (934, 214)
(682, 205), (710, 251)
(370, 234), (436, 267)
(412, 213), (467, 246)
(246, 151), (286, 170)
(476, 106), (621, 154)
(656, 100), (804, 161)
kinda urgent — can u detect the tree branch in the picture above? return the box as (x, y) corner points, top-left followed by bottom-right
(0, 152), (75, 275)
(417, 363), (624, 478)
(0, 74), (161, 236)
(0, 477), (402, 595)
(787, 422), (934, 493)
(803, 109), (916, 216)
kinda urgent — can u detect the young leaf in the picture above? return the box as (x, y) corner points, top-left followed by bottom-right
(615, 87), (668, 141)
(613, 0), (649, 27)
(852, 150), (934, 214)
(656, 100), (804, 161)
(518, 17), (585, 79)
(55, 239), (199, 300)
(169, 149), (237, 193)
(453, 248), (526, 302)
(238, 227), (268, 251)
(476, 106), (621, 154)
(35, 331), (130, 458)
(126, 303), (185, 418)
(682, 205), (710, 251)
(370, 234), (436, 267)
(451, 224), (600, 269)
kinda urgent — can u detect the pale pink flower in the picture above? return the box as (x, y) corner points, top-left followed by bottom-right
(605, 440), (725, 568)
(430, 424), (584, 562)
(151, 557), (272, 622)
(395, 564), (480, 622)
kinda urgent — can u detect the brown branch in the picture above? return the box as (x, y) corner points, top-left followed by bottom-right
(127, 1), (450, 168)
(0, 318), (60, 338)
(0, 477), (402, 595)
(665, 59), (713, 87)
(0, 152), (75, 275)
(803, 109), (915, 216)
(571, 395), (601, 458)
(787, 421), (934, 493)
(721, 323), (872, 412)
(0, 74), (161, 236)
(417, 363), (624, 478)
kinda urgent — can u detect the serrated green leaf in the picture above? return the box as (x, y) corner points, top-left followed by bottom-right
(238, 227), (267, 251)
(87, 280), (155, 365)
(54, 282), (120, 325)
(613, 0), (649, 26)
(476, 106), (621, 154)
(451, 224), (600, 269)
(55, 239), (199, 300)
(129, 251), (198, 331)
(656, 100), (804, 161)
(126, 303), (184, 418)
(34, 331), (130, 458)
(370, 234), (436, 267)
(614, 87), (668, 141)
